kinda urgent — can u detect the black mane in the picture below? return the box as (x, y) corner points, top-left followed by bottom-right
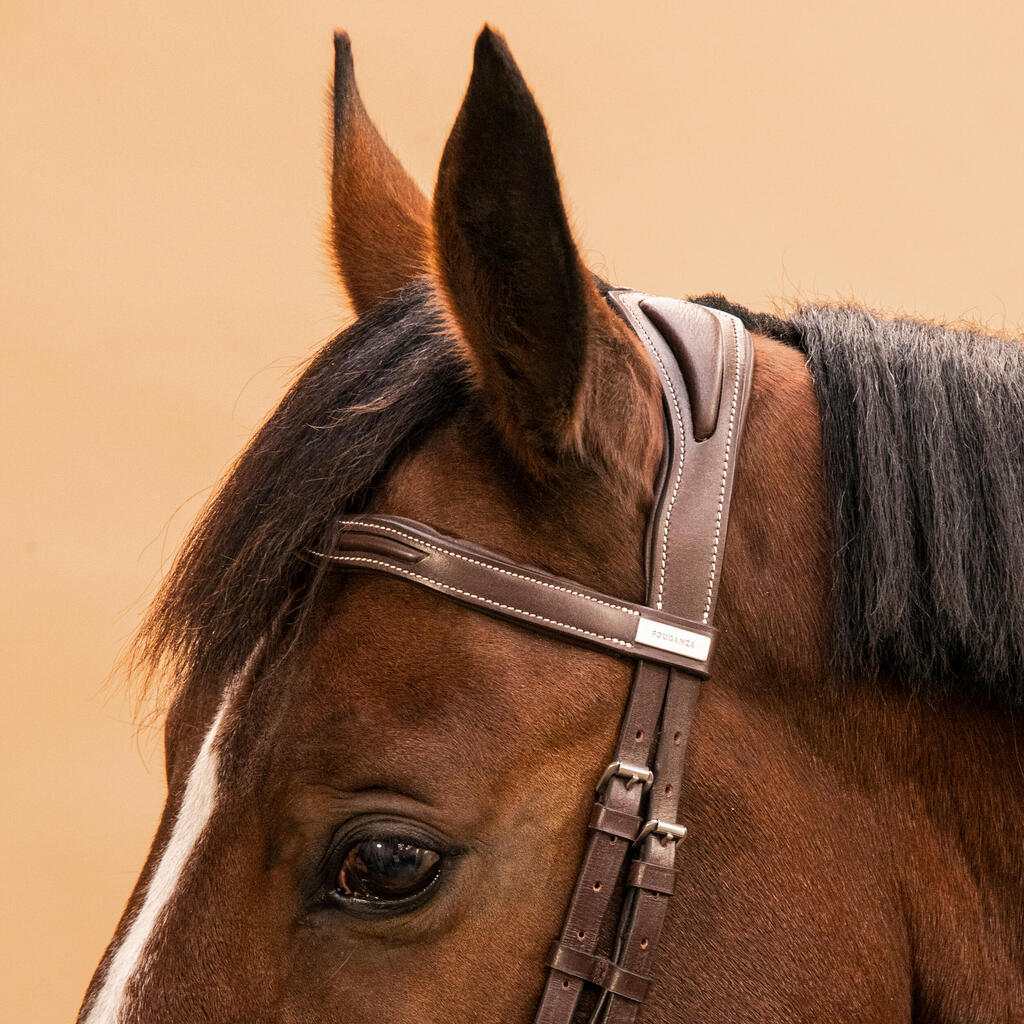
(699, 294), (1024, 705)
(138, 281), (1024, 708)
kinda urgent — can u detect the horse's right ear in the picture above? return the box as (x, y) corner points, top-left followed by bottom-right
(330, 32), (430, 315)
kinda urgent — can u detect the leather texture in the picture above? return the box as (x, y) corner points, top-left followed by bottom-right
(315, 292), (755, 1024)
(594, 293), (752, 1024)
(639, 297), (724, 442)
(533, 294), (753, 1024)
(319, 516), (718, 676)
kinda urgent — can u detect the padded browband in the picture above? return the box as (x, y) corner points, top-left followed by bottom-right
(318, 516), (718, 677)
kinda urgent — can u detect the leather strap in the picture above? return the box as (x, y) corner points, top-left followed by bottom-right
(533, 657), (674, 1023)
(589, 803), (644, 841)
(314, 293), (755, 1023)
(590, 294), (753, 1024)
(627, 859), (677, 896)
(318, 515), (717, 676)
(532, 296), (752, 1024)
(546, 944), (651, 1003)
(534, 294), (752, 1024)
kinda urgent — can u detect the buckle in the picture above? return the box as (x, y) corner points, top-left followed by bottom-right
(634, 818), (688, 845)
(595, 761), (654, 795)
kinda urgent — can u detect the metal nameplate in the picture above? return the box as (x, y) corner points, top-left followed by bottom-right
(634, 617), (712, 662)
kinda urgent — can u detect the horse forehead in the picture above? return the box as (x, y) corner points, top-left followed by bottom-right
(371, 410), (649, 595)
(227, 411), (645, 791)
(328, 576), (613, 701)
(254, 575), (627, 778)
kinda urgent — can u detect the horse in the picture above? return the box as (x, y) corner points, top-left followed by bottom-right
(77, 26), (1024, 1024)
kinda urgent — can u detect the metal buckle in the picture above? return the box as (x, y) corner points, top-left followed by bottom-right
(595, 761), (655, 795)
(634, 819), (688, 845)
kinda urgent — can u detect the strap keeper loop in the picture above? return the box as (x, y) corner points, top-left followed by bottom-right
(626, 858), (677, 895)
(546, 942), (651, 1003)
(589, 802), (643, 840)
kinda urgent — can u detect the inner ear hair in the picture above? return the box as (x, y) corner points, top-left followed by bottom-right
(330, 31), (430, 315)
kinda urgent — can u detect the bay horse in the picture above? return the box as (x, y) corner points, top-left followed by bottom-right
(78, 27), (1024, 1024)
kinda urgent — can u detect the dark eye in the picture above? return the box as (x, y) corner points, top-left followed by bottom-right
(334, 836), (442, 904)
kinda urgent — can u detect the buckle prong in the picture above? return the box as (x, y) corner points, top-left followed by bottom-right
(595, 761), (655, 795)
(635, 819), (688, 845)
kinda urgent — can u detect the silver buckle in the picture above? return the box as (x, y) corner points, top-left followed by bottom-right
(635, 819), (688, 845)
(595, 761), (655, 795)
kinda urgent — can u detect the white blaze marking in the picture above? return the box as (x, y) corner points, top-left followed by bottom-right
(82, 681), (240, 1024)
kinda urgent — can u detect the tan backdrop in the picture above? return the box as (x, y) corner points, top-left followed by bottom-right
(4, 2), (1023, 1019)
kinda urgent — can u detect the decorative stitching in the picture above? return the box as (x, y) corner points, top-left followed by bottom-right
(314, 553), (635, 649)
(702, 313), (744, 623)
(616, 298), (685, 612)
(338, 517), (640, 617)
(314, 298), (745, 639)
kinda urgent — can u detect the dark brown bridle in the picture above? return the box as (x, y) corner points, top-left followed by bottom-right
(318, 290), (755, 1023)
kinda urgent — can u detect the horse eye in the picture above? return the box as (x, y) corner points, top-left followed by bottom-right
(334, 836), (442, 904)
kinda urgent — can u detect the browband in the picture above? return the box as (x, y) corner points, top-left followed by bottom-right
(316, 291), (755, 1024)
(317, 515), (717, 676)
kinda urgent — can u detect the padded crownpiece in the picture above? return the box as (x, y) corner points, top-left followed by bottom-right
(639, 298), (725, 441)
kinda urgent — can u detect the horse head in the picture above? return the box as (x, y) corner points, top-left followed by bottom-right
(78, 26), (1024, 1024)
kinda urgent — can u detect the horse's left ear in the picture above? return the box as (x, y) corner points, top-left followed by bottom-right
(434, 28), (653, 482)
(330, 32), (430, 315)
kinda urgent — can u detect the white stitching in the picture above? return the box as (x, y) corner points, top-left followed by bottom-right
(315, 554), (635, 648)
(324, 298), (745, 630)
(616, 298), (685, 612)
(339, 517), (639, 617)
(702, 313), (744, 623)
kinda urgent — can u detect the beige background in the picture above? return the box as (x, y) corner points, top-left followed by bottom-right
(3, 2), (1023, 1019)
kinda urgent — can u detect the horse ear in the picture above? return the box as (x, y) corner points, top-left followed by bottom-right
(432, 28), (612, 477)
(330, 32), (430, 315)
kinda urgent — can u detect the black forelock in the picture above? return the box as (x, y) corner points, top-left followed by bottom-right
(133, 280), (468, 708)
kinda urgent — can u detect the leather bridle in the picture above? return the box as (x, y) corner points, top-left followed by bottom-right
(317, 290), (755, 1023)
